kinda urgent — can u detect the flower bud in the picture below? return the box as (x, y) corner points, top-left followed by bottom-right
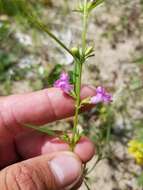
(71, 47), (80, 57)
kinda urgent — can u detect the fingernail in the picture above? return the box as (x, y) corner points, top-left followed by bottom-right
(49, 153), (82, 188)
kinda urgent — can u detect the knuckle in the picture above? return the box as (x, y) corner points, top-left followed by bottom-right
(5, 163), (39, 190)
(1, 161), (59, 190)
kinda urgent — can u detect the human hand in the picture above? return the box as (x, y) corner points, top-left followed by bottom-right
(0, 86), (95, 190)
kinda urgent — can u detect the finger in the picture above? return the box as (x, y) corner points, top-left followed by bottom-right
(74, 136), (95, 162)
(0, 152), (82, 190)
(15, 131), (95, 163)
(0, 86), (95, 168)
(0, 86), (95, 136)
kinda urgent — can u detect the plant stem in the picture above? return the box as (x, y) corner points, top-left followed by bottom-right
(84, 180), (90, 190)
(71, 0), (88, 148)
(73, 60), (82, 132)
(82, 0), (88, 54)
(87, 155), (101, 174)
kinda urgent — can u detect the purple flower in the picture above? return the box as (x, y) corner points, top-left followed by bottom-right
(54, 72), (73, 93)
(91, 86), (112, 104)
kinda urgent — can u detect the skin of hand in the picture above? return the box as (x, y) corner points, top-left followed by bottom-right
(0, 86), (95, 190)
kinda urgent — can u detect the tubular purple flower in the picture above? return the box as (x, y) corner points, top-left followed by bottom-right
(54, 72), (73, 93)
(59, 72), (69, 81)
(91, 86), (112, 104)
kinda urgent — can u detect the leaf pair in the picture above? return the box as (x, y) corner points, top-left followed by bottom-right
(76, 0), (105, 14)
(71, 46), (94, 61)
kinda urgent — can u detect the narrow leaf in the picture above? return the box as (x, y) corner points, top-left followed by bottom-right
(88, 0), (104, 12)
(1, 0), (73, 57)
(25, 124), (55, 136)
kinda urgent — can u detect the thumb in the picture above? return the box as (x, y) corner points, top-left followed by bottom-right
(0, 151), (82, 190)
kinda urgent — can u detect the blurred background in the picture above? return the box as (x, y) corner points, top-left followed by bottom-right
(0, 0), (143, 189)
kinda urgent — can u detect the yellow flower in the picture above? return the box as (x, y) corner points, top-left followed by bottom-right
(128, 140), (143, 165)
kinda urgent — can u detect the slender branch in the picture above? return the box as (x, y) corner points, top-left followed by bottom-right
(73, 60), (82, 133)
(82, 0), (88, 54)
(14, 0), (74, 57)
(87, 156), (101, 174)
(84, 180), (91, 190)
(31, 18), (74, 57)
(106, 123), (112, 145)
(71, 0), (88, 148)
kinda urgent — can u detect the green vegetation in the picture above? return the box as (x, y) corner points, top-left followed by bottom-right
(0, 0), (143, 189)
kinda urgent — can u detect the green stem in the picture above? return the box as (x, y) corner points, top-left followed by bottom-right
(84, 180), (90, 190)
(106, 123), (112, 145)
(71, 0), (88, 148)
(82, 0), (88, 54)
(71, 60), (82, 150)
(87, 155), (101, 174)
(73, 60), (82, 132)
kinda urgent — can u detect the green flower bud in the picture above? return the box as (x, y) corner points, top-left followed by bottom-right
(71, 47), (80, 57)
